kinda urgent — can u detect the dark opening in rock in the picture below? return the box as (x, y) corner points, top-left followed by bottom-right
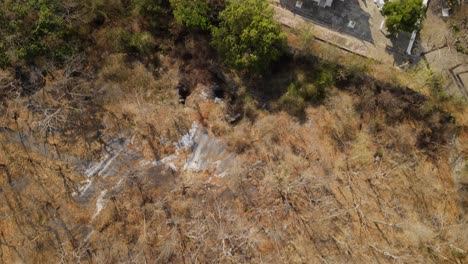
(212, 85), (224, 99)
(177, 81), (190, 104)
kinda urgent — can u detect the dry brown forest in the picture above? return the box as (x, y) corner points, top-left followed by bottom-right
(0, 0), (467, 263)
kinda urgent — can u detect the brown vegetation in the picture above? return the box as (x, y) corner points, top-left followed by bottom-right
(0, 11), (467, 264)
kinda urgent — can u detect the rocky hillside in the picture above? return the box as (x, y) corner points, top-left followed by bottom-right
(0, 0), (467, 263)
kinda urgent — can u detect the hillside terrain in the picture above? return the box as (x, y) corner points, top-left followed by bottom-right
(0, 0), (467, 263)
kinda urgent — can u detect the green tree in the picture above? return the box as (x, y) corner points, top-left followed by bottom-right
(382, 0), (424, 35)
(211, 0), (286, 73)
(0, 0), (80, 67)
(169, 0), (211, 30)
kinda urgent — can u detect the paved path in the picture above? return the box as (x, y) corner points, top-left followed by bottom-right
(272, 4), (401, 65)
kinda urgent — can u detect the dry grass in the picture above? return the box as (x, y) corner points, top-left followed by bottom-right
(0, 25), (466, 264)
(2, 84), (466, 264)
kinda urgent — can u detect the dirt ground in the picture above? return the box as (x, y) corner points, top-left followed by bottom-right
(420, 4), (468, 98)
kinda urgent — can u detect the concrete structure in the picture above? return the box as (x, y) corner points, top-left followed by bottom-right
(374, 0), (385, 10)
(275, 0), (467, 98)
(279, 0), (413, 64)
(297, 0), (334, 8)
(406, 0), (429, 55)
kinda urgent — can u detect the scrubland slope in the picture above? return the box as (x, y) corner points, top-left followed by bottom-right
(0, 1), (467, 263)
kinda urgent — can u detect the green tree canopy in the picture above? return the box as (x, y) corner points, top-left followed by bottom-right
(211, 0), (286, 73)
(0, 0), (81, 67)
(169, 0), (211, 30)
(382, 0), (424, 35)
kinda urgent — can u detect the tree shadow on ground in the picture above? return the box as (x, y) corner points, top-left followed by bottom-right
(385, 30), (423, 67)
(243, 53), (325, 123)
(240, 50), (457, 156)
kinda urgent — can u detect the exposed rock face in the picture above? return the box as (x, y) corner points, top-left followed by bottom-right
(0, 117), (239, 263)
(212, 85), (224, 99)
(0, 54), (466, 264)
(181, 123), (233, 176)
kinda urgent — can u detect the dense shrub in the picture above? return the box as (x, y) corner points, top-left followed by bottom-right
(127, 32), (156, 54)
(105, 28), (155, 54)
(0, 0), (80, 67)
(0, 42), (10, 68)
(278, 83), (307, 117)
(132, 0), (167, 30)
(133, 0), (164, 17)
(278, 67), (336, 117)
(169, 0), (211, 30)
(314, 66), (335, 99)
(80, 0), (128, 24)
(211, 0), (286, 73)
